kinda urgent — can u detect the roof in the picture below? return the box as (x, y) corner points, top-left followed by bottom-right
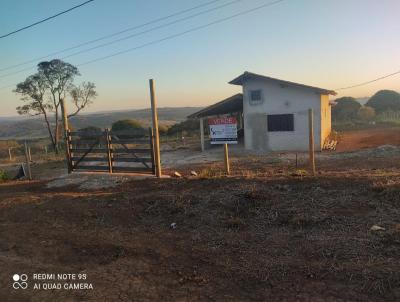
(229, 71), (337, 96)
(188, 93), (243, 119)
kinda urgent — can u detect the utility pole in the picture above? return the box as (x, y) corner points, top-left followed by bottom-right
(149, 79), (162, 177)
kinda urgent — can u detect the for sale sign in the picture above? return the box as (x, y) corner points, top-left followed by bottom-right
(208, 117), (238, 144)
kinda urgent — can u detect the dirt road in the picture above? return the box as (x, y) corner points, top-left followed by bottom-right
(1, 155), (400, 301)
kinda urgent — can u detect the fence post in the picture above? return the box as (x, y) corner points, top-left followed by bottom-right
(8, 148), (12, 161)
(105, 128), (113, 173)
(308, 108), (316, 176)
(24, 141), (32, 180)
(200, 118), (205, 152)
(149, 79), (162, 177)
(149, 128), (156, 175)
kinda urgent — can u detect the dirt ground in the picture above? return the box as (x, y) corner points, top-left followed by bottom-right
(335, 127), (400, 152)
(1, 152), (400, 301)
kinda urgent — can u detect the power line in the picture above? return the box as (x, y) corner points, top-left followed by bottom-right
(0, 0), (223, 72)
(77, 0), (286, 67)
(0, 0), (241, 79)
(0, 0), (286, 90)
(335, 69), (400, 91)
(0, 0), (95, 39)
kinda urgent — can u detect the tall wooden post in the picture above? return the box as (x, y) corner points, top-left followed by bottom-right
(224, 143), (230, 175)
(200, 118), (205, 152)
(28, 147), (32, 162)
(149, 79), (162, 177)
(8, 148), (12, 161)
(105, 128), (113, 173)
(60, 98), (72, 173)
(308, 108), (316, 176)
(24, 141), (32, 180)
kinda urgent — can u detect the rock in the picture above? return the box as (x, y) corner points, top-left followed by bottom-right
(190, 171), (198, 176)
(370, 225), (385, 231)
(170, 222), (177, 229)
(173, 171), (182, 178)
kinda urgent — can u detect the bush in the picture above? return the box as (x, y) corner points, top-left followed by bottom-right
(78, 126), (102, 135)
(158, 124), (169, 136)
(357, 106), (375, 121)
(112, 119), (144, 132)
(167, 119), (199, 136)
(0, 170), (9, 182)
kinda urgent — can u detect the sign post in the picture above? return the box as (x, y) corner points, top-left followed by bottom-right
(208, 117), (238, 175)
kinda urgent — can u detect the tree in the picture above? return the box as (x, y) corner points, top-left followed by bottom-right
(69, 82), (97, 117)
(357, 106), (375, 121)
(14, 59), (97, 153)
(332, 97), (361, 121)
(111, 119), (144, 132)
(366, 90), (400, 113)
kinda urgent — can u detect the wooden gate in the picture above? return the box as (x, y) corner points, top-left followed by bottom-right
(66, 128), (155, 174)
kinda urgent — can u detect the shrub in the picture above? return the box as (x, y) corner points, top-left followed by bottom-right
(0, 170), (9, 182)
(357, 106), (375, 121)
(112, 119), (143, 131)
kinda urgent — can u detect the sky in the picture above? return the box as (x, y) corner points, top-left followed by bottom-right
(0, 0), (399, 117)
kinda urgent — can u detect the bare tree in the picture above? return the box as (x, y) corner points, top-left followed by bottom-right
(14, 59), (97, 153)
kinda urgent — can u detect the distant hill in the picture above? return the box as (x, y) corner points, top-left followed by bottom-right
(0, 107), (202, 140)
(355, 97), (369, 106)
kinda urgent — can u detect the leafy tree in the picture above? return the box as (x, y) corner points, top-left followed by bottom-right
(332, 97), (361, 121)
(357, 106), (375, 121)
(14, 59), (97, 153)
(366, 90), (400, 113)
(111, 119), (144, 132)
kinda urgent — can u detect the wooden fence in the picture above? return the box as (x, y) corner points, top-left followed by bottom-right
(66, 128), (155, 174)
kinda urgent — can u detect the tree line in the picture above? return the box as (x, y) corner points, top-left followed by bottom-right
(333, 89), (400, 122)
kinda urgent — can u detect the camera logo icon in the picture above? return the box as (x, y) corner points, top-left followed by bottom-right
(12, 274), (28, 289)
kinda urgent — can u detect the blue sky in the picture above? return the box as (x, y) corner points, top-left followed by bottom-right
(0, 0), (399, 116)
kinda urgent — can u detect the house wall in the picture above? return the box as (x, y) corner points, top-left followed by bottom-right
(242, 79), (328, 151)
(320, 94), (331, 144)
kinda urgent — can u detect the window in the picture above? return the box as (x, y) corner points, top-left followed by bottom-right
(267, 114), (294, 131)
(249, 90), (263, 105)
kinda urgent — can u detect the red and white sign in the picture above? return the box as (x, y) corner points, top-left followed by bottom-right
(208, 117), (238, 144)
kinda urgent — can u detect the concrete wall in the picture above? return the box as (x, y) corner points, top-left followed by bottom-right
(242, 79), (330, 151)
(320, 94), (331, 144)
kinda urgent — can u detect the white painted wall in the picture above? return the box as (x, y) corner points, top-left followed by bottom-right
(242, 79), (329, 151)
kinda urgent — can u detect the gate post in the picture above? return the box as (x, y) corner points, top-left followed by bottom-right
(149, 79), (162, 177)
(105, 128), (113, 173)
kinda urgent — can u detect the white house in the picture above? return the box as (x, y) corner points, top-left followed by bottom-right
(189, 71), (337, 152)
(229, 72), (336, 151)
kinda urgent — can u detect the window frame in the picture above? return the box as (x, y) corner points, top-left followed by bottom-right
(267, 114), (295, 132)
(249, 89), (263, 105)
